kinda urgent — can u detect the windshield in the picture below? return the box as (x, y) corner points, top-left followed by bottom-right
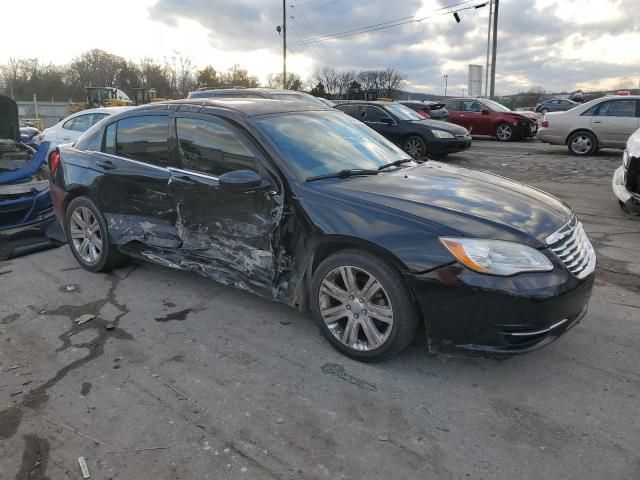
(385, 103), (424, 121)
(255, 111), (409, 179)
(270, 92), (328, 107)
(482, 98), (512, 112)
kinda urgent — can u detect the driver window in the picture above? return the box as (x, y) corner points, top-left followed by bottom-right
(360, 106), (388, 122)
(461, 101), (482, 112)
(176, 117), (258, 176)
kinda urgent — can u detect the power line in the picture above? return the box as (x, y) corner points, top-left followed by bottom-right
(289, 2), (488, 46)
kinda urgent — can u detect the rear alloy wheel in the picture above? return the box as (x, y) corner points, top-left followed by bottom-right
(495, 122), (514, 141)
(403, 136), (427, 159)
(541, 108), (549, 114)
(568, 131), (597, 156)
(65, 197), (126, 272)
(311, 249), (419, 362)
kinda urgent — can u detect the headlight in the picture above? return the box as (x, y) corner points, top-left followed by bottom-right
(432, 130), (455, 139)
(440, 238), (554, 275)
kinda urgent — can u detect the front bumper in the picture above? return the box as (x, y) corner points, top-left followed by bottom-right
(406, 262), (595, 355)
(429, 136), (472, 155)
(0, 182), (61, 259)
(612, 165), (640, 213)
(514, 122), (537, 140)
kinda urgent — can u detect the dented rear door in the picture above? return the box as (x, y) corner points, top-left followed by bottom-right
(95, 113), (182, 248)
(168, 114), (280, 296)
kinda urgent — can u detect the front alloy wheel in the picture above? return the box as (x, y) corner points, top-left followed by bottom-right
(319, 266), (394, 351)
(403, 136), (426, 158)
(311, 249), (419, 362)
(69, 207), (103, 264)
(495, 123), (513, 141)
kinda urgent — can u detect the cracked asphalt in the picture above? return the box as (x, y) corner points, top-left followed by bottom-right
(1, 140), (639, 480)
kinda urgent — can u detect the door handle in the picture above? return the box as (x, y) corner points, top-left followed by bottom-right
(593, 121), (602, 124)
(62, 136), (71, 141)
(96, 159), (116, 170)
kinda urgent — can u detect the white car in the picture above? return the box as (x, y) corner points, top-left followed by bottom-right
(537, 95), (640, 156)
(612, 127), (640, 214)
(40, 107), (131, 155)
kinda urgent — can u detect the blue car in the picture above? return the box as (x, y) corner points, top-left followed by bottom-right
(1, 95), (62, 259)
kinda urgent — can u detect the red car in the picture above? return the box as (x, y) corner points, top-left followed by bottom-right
(440, 98), (537, 142)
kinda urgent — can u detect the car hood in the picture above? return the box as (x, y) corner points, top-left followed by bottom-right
(406, 119), (469, 135)
(0, 95), (20, 142)
(321, 162), (572, 247)
(504, 112), (535, 123)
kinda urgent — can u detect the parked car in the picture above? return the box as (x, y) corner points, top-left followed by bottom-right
(187, 87), (330, 107)
(19, 123), (41, 150)
(40, 107), (131, 157)
(398, 101), (449, 121)
(537, 95), (640, 156)
(535, 98), (578, 114)
(612, 127), (640, 214)
(1, 95), (59, 259)
(334, 101), (470, 157)
(50, 98), (595, 361)
(440, 97), (537, 141)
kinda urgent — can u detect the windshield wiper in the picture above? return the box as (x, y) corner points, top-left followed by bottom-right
(306, 168), (379, 182)
(377, 158), (414, 171)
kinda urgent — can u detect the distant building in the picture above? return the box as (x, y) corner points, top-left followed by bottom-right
(468, 65), (483, 97)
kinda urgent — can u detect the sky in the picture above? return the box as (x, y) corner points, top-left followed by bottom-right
(1, 0), (639, 95)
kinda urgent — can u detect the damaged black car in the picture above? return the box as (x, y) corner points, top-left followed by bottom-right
(51, 99), (596, 362)
(1, 95), (60, 259)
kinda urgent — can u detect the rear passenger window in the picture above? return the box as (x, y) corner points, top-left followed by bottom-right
(596, 100), (636, 117)
(115, 116), (169, 167)
(176, 117), (258, 176)
(443, 100), (461, 111)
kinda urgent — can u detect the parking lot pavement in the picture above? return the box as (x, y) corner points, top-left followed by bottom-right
(1, 141), (638, 480)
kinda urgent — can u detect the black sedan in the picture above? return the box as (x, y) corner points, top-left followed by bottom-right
(334, 101), (470, 158)
(50, 99), (596, 362)
(398, 100), (449, 122)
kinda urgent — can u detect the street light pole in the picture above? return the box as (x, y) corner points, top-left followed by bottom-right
(444, 74), (448, 97)
(490, 0), (499, 97)
(282, 0), (287, 90)
(484, 0), (493, 97)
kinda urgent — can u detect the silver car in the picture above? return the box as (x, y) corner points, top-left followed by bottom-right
(537, 95), (640, 156)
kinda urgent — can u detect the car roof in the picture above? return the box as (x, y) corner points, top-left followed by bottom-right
(191, 87), (311, 96)
(145, 98), (333, 117)
(66, 106), (132, 119)
(334, 100), (391, 107)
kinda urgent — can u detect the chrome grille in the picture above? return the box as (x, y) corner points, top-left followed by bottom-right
(546, 217), (596, 279)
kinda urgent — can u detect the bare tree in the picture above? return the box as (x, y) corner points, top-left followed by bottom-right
(313, 67), (339, 98)
(379, 68), (407, 98)
(266, 72), (303, 90)
(336, 71), (356, 100)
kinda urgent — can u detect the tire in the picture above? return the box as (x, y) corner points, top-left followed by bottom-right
(310, 249), (419, 362)
(495, 122), (514, 142)
(402, 136), (427, 159)
(65, 196), (126, 272)
(567, 131), (597, 156)
(541, 108), (549, 114)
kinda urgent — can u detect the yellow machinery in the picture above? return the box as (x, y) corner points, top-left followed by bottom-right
(69, 87), (129, 113)
(133, 88), (169, 106)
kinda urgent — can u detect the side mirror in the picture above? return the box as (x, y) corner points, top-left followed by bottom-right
(481, 109), (490, 115)
(218, 169), (262, 191)
(380, 116), (394, 125)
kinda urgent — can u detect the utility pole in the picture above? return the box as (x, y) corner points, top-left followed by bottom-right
(444, 74), (448, 97)
(489, 0), (499, 97)
(484, 0), (493, 97)
(282, 0), (287, 90)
